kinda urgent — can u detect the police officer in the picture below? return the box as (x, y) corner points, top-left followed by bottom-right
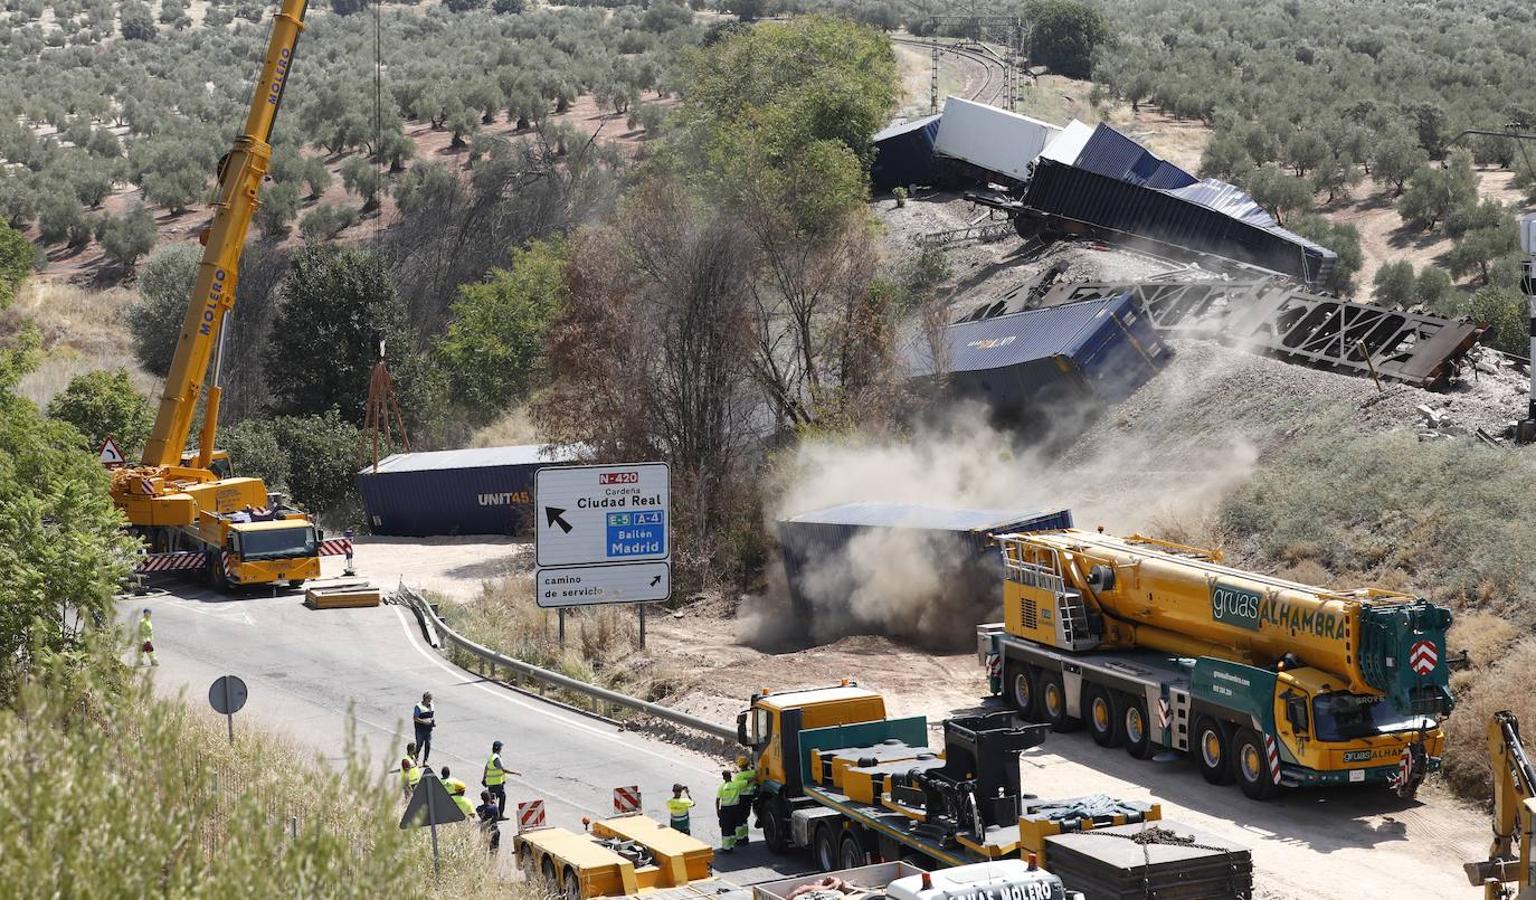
(483, 739), (520, 821)
(715, 770), (739, 852)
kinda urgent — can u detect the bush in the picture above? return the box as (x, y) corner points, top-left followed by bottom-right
(129, 244), (200, 377)
(221, 409), (363, 519)
(299, 203), (359, 242)
(1415, 267), (1455, 313)
(1372, 260), (1416, 307)
(95, 202), (158, 270)
(118, 0), (155, 38)
(1442, 639), (1536, 801)
(1470, 287), (1529, 356)
(255, 181), (300, 238)
(38, 194), (89, 247)
(45, 368), (152, 457)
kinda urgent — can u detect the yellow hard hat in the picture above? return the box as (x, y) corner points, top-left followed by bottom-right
(736, 756), (749, 768)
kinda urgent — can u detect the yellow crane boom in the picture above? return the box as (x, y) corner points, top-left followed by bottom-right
(142, 0), (308, 467)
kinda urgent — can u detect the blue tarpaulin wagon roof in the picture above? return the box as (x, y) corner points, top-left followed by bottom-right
(357, 444), (572, 537)
(871, 114), (942, 193)
(908, 292), (1170, 424)
(776, 503), (1074, 645)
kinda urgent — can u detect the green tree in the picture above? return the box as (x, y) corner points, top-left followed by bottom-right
(721, 0), (765, 21)
(1243, 164), (1313, 223)
(1289, 214), (1363, 296)
(1397, 153), (1478, 231)
(37, 194), (89, 247)
(1371, 129), (1427, 195)
(95, 203), (157, 270)
(339, 157), (380, 212)
(0, 331), (135, 697)
(1470, 287), (1528, 356)
(443, 0), (486, 11)
(492, 0), (523, 11)
(294, 155), (332, 200)
(141, 159), (207, 215)
(1025, 0), (1110, 79)
(1372, 260), (1416, 307)
(265, 246), (409, 423)
(437, 239), (567, 419)
(118, 0), (155, 39)
(0, 223), (37, 310)
(45, 368), (152, 456)
(1447, 220), (1519, 285)
(330, 0), (368, 13)
(128, 244), (199, 377)
(298, 204), (358, 242)
(254, 181), (300, 238)
(1415, 266), (1455, 313)
(221, 410), (362, 516)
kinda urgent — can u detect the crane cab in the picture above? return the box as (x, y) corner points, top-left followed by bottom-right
(738, 684), (886, 789)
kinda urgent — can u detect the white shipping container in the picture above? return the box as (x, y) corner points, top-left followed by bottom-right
(933, 96), (1063, 182)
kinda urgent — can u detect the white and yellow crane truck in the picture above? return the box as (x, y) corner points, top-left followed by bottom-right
(978, 529), (1456, 799)
(514, 812), (1080, 900)
(735, 685), (1169, 873)
(110, 0), (327, 591)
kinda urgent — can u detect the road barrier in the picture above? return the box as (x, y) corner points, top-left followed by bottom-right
(517, 800), (546, 831)
(613, 786), (641, 815)
(393, 585), (736, 744)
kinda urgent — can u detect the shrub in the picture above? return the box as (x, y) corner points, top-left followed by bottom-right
(1415, 267), (1455, 313)
(95, 202), (158, 270)
(118, 0), (155, 39)
(1372, 260), (1416, 307)
(221, 409), (362, 520)
(45, 368), (152, 457)
(0, 223), (37, 310)
(299, 203), (359, 242)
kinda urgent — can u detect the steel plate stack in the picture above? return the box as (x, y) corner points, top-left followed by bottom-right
(1045, 821), (1254, 899)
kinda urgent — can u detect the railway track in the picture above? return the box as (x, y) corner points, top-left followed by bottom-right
(892, 36), (1011, 108)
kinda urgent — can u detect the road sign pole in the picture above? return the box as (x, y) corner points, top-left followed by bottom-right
(638, 604), (646, 649)
(226, 712), (234, 745)
(558, 608), (566, 648)
(428, 802), (441, 882)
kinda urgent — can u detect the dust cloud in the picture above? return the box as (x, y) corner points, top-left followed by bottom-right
(735, 396), (1258, 651)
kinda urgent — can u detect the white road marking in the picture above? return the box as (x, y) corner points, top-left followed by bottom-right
(152, 594), (256, 625)
(390, 607), (717, 779)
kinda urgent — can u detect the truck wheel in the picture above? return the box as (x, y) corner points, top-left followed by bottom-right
(1039, 670), (1076, 732)
(1085, 685), (1123, 748)
(762, 797), (790, 853)
(1195, 717), (1235, 785)
(813, 823), (839, 872)
(839, 832), (865, 869)
(1234, 728), (1281, 801)
(1121, 695), (1154, 760)
(542, 859), (559, 895)
(1006, 660), (1038, 721)
(564, 866), (582, 900)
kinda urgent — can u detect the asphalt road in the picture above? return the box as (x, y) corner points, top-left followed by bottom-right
(118, 578), (805, 885)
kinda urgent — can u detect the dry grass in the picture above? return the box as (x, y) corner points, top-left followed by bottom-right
(439, 577), (670, 707)
(470, 404), (544, 448)
(1441, 638), (1536, 802)
(9, 279), (157, 407)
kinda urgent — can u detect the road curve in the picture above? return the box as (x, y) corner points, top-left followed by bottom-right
(117, 581), (803, 883)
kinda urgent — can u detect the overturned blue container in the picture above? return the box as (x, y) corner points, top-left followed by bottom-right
(910, 292), (1170, 424)
(870, 114), (942, 193)
(357, 444), (568, 537)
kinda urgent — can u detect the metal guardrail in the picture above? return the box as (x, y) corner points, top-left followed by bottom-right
(393, 585), (737, 743)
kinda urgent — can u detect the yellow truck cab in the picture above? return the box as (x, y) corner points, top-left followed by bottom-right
(738, 684), (887, 790)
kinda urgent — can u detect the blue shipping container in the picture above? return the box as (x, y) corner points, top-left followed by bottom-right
(871, 114), (942, 193)
(357, 444), (570, 537)
(910, 292), (1170, 423)
(776, 503), (1074, 644)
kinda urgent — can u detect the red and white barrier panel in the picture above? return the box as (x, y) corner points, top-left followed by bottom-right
(613, 786), (641, 815)
(517, 800), (546, 831)
(319, 539), (352, 557)
(136, 551), (209, 573)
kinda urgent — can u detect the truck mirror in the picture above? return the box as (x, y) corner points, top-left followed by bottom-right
(736, 710), (749, 747)
(1286, 696), (1309, 734)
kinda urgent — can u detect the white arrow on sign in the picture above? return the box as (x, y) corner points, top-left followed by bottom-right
(536, 562), (671, 608)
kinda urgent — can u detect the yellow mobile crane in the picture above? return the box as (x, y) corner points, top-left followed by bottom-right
(1466, 711), (1536, 898)
(979, 529), (1455, 800)
(111, 0), (321, 590)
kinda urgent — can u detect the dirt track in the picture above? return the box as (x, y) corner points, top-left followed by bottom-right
(366, 535), (1490, 900)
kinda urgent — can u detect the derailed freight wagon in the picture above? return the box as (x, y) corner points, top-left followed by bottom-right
(909, 292), (1169, 427)
(358, 444), (570, 537)
(1016, 159), (1334, 287)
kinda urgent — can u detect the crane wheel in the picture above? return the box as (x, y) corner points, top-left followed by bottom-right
(1006, 661), (1039, 721)
(1234, 728), (1282, 801)
(1085, 684), (1124, 748)
(839, 832), (865, 869)
(1195, 717), (1235, 785)
(1122, 694), (1154, 759)
(762, 796), (790, 852)
(813, 823), (839, 872)
(1039, 670), (1078, 732)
